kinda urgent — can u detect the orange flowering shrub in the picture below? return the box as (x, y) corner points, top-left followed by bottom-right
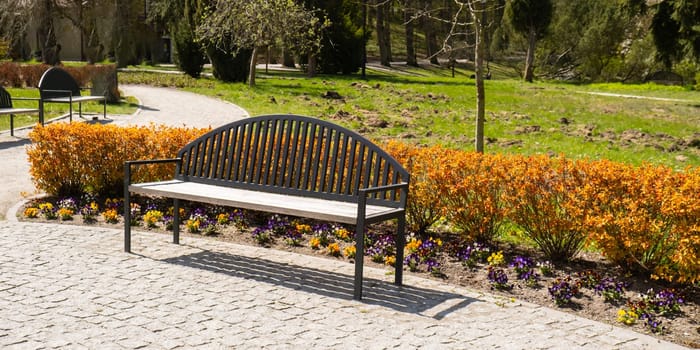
(503, 155), (591, 261)
(383, 141), (448, 236)
(27, 123), (208, 196)
(583, 161), (700, 284)
(384, 141), (698, 283)
(441, 151), (508, 244)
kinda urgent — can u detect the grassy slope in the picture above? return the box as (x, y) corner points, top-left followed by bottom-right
(171, 66), (699, 169)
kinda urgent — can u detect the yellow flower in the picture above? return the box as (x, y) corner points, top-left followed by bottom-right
(327, 242), (341, 256)
(487, 251), (505, 266)
(343, 245), (356, 259)
(57, 207), (74, 220)
(102, 209), (119, 224)
(309, 237), (321, 249)
(217, 213), (230, 225)
(384, 255), (396, 266)
(406, 238), (422, 253)
(334, 227), (351, 240)
(24, 207), (40, 218)
(296, 224), (312, 235)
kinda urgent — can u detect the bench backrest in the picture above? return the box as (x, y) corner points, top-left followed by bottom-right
(176, 114), (409, 208)
(38, 67), (81, 99)
(0, 86), (12, 108)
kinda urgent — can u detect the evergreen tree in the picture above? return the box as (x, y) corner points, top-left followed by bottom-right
(505, 0), (553, 82)
(305, 0), (365, 74)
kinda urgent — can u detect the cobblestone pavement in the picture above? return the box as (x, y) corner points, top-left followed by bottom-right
(0, 222), (686, 349)
(0, 86), (689, 349)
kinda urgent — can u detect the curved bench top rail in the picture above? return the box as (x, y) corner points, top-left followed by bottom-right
(0, 86), (12, 108)
(38, 67), (81, 98)
(176, 114), (409, 207)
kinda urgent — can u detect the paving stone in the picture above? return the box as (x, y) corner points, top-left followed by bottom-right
(0, 221), (690, 349)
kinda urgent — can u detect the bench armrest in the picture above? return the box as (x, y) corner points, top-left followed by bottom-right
(358, 182), (409, 196)
(357, 182), (409, 218)
(124, 158), (182, 185)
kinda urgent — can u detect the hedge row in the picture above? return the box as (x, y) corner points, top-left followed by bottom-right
(26, 124), (699, 284)
(0, 62), (116, 88)
(27, 123), (209, 196)
(384, 141), (699, 284)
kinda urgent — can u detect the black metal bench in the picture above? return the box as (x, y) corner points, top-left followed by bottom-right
(0, 86), (40, 136)
(124, 114), (410, 300)
(38, 67), (106, 124)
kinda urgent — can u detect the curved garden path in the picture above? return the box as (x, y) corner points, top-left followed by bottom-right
(0, 84), (248, 220)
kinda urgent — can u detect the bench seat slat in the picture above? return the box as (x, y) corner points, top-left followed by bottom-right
(40, 96), (106, 103)
(0, 108), (40, 115)
(130, 180), (399, 225)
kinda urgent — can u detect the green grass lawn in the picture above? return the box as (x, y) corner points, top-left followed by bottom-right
(127, 66), (698, 169)
(99, 65), (700, 169)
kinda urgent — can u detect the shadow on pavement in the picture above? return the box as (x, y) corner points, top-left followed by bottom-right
(0, 137), (31, 150)
(161, 249), (476, 318)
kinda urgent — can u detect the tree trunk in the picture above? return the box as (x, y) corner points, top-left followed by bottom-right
(404, 0), (417, 66)
(307, 54), (317, 77)
(376, 0), (391, 66)
(423, 7), (439, 65)
(248, 46), (258, 87)
(38, 0), (59, 65)
(474, 0), (486, 153)
(282, 49), (295, 68)
(524, 28), (537, 82)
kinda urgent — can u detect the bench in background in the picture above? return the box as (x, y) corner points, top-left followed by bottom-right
(0, 86), (39, 136)
(38, 67), (106, 124)
(124, 114), (410, 300)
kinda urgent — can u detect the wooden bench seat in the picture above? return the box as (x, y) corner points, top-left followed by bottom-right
(130, 180), (405, 225)
(124, 114), (410, 300)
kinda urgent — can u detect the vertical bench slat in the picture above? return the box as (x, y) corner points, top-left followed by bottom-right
(304, 124), (324, 191)
(361, 148), (374, 195)
(260, 119), (277, 186)
(380, 161), (391, 200)
(284, 120), (302, 188)
(228, 126), (241, 181)
(195, 141), (207, 177)
(344, 139), (357, 195)
(334, 134), (349, 195)
(371, 155), (383, 199)
(312, 125), (326, 191)
(291, 120), (309, 189)
(217, 128), (232, 181)
(319, 128), (336, 193)
(229, 125), (244, 181)
(270, 118), (286, 187)
(252, 120), (267, 184)
(205, 133), (218, 178)
(277, 119), (292, 187)
(238, 124), (254, 182)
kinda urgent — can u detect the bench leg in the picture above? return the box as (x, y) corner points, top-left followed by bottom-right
(39, 101), (44, 126)
(124, 163), (131, 253)
(10, 114), (14, 137)
(103, 99), (107, 119)
(353, 218), (366, 301)
(173, 198), (180, 244)
(124, 190), (131, 253)
(69, 103), (73, 122)
(394, 215), (406, 286)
